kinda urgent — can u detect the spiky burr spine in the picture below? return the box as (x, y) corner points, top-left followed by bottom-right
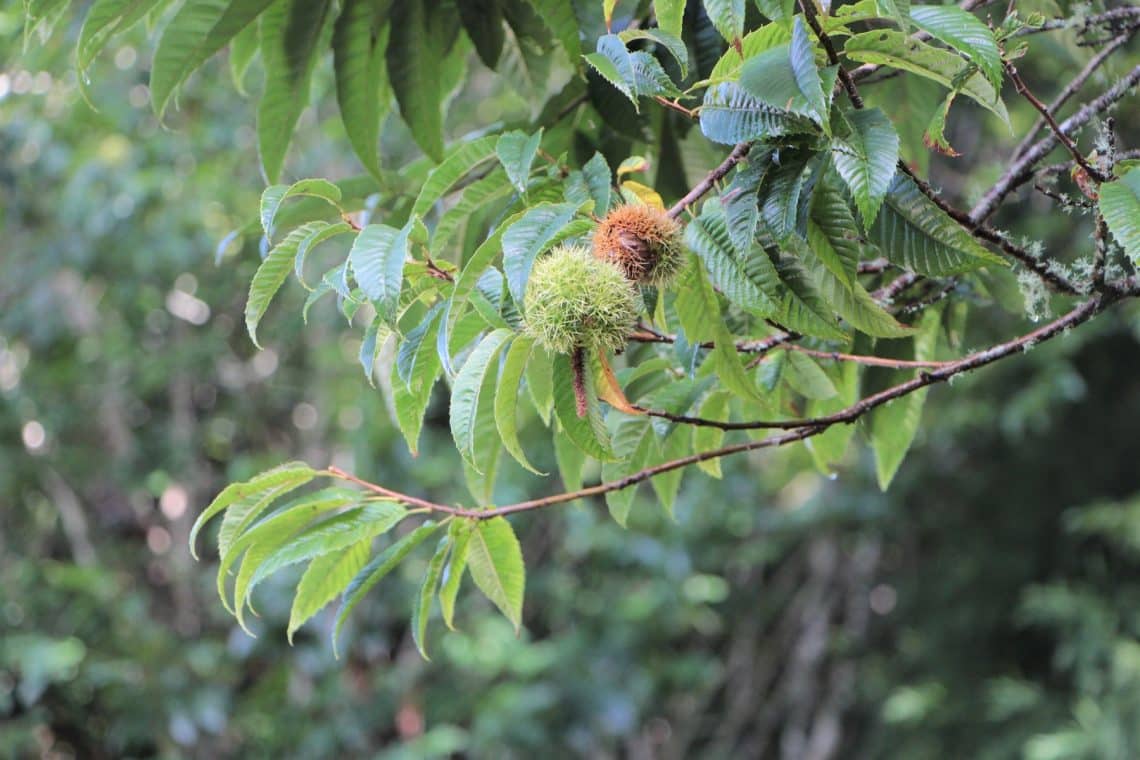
(592, 203), (685, 287)
(523, 245), (640, 355)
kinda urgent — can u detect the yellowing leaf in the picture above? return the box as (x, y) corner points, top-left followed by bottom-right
(621, 180), (665, 209)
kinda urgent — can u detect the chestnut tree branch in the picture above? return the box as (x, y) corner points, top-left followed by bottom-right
(667, 142), (753, 219)
(318, 32), (1140, 522)
(1004, 61), (1111, 183)
(798, 0), (1085, 297)
(1011, 31), (1134, 160)
(1012, 7), (1140, 37)
(970, 64), (1140, 226)
(330, 296), (1109, 520)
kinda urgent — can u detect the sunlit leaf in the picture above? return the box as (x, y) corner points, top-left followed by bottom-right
(412, 535), (451, 658)
(190, 462), (315, 560)
(349, 222), (411, 325)
(392, 309), (444, 455)
(703, 0), (745, 44)
(412, 135), (501, 217)
(430, 168), (515, 260)
(287, 536), (372, 643)
(654, 0), (686, 38)
(674, 256), (762, 401)
(440, 519), (474, 629)
(693, 391), (730, 478)
(259, 179), (343, 240)
(467, 517), (526, 632)
(784, 351), (838, 399)
(495, 335), (544, 474)
(238, 502), (407, 625)
(450, 329), (514, 472)
(78, 0), (164, 72)
(247, 221), (328, 346)
(525, 343), (555, 423)
(217, 486), (364, 613)
(334, 520), (442, 654)
(602, 415), (655, 526)
(295, 222), (353, 287)
(151, 0), (278, 118)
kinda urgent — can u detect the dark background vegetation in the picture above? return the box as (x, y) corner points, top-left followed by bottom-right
(4, 5), (1140, 758)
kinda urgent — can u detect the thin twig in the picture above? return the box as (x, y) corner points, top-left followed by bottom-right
(628, 328), (796, 356)
(872, 271), (920, 302)
(1033, 182), (1094, 210)
(858, 258), (893, 274)
(1093, 213), (1109, 292)
(782, 343), (953, 369)
(654, 95), (697, 118)
(553, 91), (589, 123)
(326, 466), (461, 514)
(1004, 61), (1110, 183)
(799, 0), (864, 108)
(1037, 148), (1140, 178)
(1104, 116), (1118, 173)
(537, 148), (570, 177)
(1012, 7), (1140, 37)
(1011, 32), (1133, 160)
(667, 142), (753, 219)
(970, 64), (1140, 226)
(330, 297), (1106, 519)
(972, 225), (1083, 295)
(420, 258), (455, 282)
(898, 279), (958, 314)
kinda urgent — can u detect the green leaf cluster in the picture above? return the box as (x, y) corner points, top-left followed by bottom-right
(192, 464), (527, 657)
(54, 0), (1038, 652)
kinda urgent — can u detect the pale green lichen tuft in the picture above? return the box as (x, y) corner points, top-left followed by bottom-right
(1016, 269), (1052, 323)
(523, 245), (640, 354)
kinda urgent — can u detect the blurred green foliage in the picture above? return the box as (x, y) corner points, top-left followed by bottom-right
(4, 4), (1140, 758)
